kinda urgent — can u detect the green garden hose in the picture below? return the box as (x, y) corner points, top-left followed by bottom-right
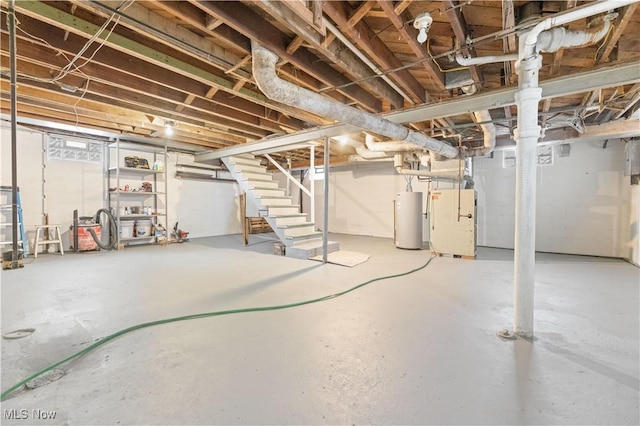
(1, 253), (435, 401)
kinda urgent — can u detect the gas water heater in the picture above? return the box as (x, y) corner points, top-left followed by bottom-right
(394, 191), (423, 249)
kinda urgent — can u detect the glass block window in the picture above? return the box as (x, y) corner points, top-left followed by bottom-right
(48, 135), (103, 164)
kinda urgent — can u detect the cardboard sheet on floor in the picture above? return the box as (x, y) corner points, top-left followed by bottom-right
(309, 250), (370, 267)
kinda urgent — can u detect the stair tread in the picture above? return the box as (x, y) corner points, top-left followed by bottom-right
(255, 195), (291, 199)
(268, 213), (307, 218)
(238, 170), (271, 176)
(288, 240), (339, 249)
(285, 231), (323, 239)
(277, 222), (314, 229)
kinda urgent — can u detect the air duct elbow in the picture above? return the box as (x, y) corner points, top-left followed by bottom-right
(251, 41), (459, 159)
(365, 134), (424, 152)
(466, 110), (496, 157)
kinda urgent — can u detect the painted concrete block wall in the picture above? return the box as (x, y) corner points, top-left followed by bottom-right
(474, 140), (631, 258)
(167, 153), (242, 238)
(1, 127), (241, 254)
(1, 127), (103, 252)
(309, 162), (456, 240)
(625, 185), (640, 265)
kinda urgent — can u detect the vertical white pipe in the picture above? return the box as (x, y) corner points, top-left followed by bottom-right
(310, 145), (315, 224)
(510, 0), (636, 339)
(322, 136), (329, 263)
(513, 35), (543, 338)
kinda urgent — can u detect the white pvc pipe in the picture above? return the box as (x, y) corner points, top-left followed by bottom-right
(343, 139), (389, 159)
(523, 0), (637, 58)
(537, 19), (613, 53)
(455, 53), (518, 66)
(252, 42), (459, 158)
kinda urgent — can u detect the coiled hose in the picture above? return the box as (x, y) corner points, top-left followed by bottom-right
(1, 252), (436, 400)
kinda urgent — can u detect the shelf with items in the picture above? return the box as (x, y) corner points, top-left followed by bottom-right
(107, 141), (168, 248)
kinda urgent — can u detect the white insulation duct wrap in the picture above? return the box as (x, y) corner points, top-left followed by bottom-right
(467, 110), (497, 157)
(393, 154), (460, 180)
(252, 42), (458, 158)
(364, 134), (422, 152)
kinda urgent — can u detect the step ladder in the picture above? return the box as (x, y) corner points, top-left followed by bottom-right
(0, 186), (28, 258)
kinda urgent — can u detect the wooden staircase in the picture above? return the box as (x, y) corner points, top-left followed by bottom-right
(222, 154), (339, 259)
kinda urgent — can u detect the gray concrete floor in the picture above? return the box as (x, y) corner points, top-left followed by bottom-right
(1, 233), (638, 425)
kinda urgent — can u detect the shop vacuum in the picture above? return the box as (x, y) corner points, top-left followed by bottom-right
(70, 209), (118, 252)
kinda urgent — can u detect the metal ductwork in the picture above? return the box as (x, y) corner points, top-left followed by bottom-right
(364, 134), (423, 152)
(251, 41), (459, 159)
(466, 110), (497, 157)
(343, 139), (389, 159)
(393, 154), (462, 181)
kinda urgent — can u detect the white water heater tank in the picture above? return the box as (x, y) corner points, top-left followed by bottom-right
(395, 191), (423, 249)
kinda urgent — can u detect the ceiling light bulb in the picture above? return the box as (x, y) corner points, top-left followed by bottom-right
(164, 123), (174, 136)
(417, 27), (428, 44)
(413, 12), (433, 45)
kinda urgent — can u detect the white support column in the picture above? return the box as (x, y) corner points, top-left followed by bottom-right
(513, 36), (543, 338)
(322, 136), (329, 263)
(310, 145), (315, 224)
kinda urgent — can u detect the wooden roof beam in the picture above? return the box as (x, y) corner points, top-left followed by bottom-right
(441, 0), (482, 88)
(247, 0), (405, 109)
(325, 1), (428, 104)
(190, 0), (383, 112)
(595, 3), (638, 65)
(375, 1), (446, 94)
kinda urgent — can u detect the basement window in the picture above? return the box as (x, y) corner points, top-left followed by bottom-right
(47, 135), (103, 164)
(312, 167), (325, 180)
(502, 146), (554, 168)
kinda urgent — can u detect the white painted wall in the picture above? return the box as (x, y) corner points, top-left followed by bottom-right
(310, 140), (637, 261)
(1, 126), (241, 255)
(475, 140), (632, 258)
(167, 152), (242, 238)
(309, 161), (456, 241)
(625, 185), (640, 265)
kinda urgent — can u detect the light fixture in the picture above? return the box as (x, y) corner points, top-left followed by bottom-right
(164, 121), (174, 136)
(413, 12), (433, 44)
(59, 83), (78, 93)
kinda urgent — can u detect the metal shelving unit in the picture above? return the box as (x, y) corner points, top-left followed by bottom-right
(107, 141), (168, 247)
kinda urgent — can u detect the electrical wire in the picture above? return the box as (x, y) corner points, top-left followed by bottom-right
(1, 252), (437, 401)
(426, 39), (469, 74)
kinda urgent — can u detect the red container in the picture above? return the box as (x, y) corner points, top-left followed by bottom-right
(70, 225), (101, 251)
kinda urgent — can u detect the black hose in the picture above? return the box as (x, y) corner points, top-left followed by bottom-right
(86, 208), (117, 250)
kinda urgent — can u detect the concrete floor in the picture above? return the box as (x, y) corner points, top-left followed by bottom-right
(1, 233), (638, 425)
